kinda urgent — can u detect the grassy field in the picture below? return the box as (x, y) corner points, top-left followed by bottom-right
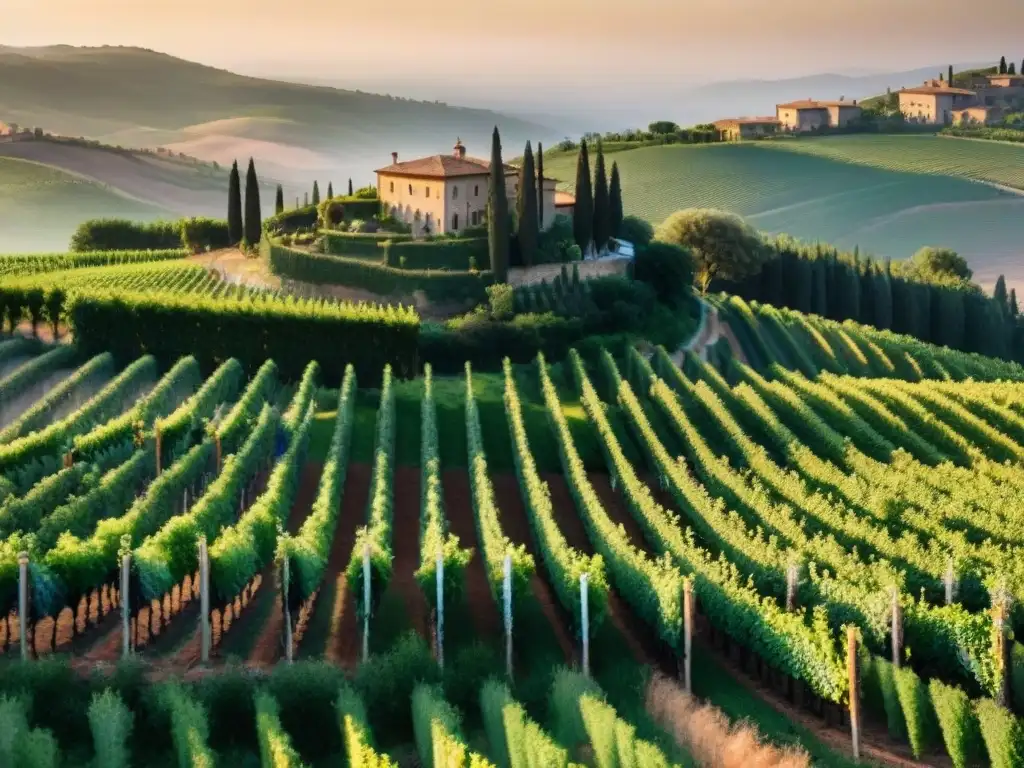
(542, 139), (1024, 289)
(0, 156), (172, 252)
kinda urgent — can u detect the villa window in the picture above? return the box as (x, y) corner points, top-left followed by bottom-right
(471, 210), (479, 226)
(426, 186), (431, 198)
(409, 184), (413, 195)
(474, 185), (479, 196)
(453, 186), (459, 199)
(452, 213), (459, 230)
(389, 181), (394, 193)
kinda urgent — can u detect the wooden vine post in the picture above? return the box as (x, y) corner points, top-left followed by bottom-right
(155, 426), (162, 475)
(682, 579), (693, 694)
(121, 552), (131, 659)
(199, 536), (211, 664)
(890, 588), (902, 667)
(214, 433), (222, 474)
(786, 563), (799, 612)
(847, 626), (861, 763)
(580, 573), (590, 678)
(993, 586), (1012, 708)
(282, 553), (293, 663)
(17, 551), (29, 661)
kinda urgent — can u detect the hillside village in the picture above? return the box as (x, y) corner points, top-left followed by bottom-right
(713, 63), (1024, 140)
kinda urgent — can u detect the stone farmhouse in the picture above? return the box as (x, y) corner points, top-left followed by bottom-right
(712, 117), (780, 141)
(775, 99), (863, 132)
(898, 75), (1024, 125)
(375, 139), (566, 237)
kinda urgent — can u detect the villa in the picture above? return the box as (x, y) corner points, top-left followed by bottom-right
(712, 117), (780, 141)
(898, 80), (979, 124)
(375, 139), (563, 237)
(775, 99), (863, 132)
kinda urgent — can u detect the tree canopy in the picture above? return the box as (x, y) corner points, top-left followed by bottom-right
(633, 241), (695, 307)
(654, 208), (766, 292)
(907, 246), (973, 285)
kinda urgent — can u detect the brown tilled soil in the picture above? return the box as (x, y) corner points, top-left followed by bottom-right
(322, 463), (371, 667)
(240, 463), (324, 666)
(384, 466), (430, 644)
(440, 470), (500, 639)
(490, 473), (576, 663)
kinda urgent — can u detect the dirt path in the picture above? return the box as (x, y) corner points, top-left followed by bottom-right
(240, 463), (323, 666)
(441, 470), (501, 639)
(319, 463), (371, 666)
(490, 474), (576, 663)
(382, 466), (430, 646)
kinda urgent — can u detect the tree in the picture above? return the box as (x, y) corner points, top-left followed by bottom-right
(487, 126), (510, 283)
(608, 162), (624, 239)
(648, 121), (679, 135)
(327, 182), (334, 200)
(948, 64), (954, 83)
(655, 208), (766, 293)
(516, 141), (539, 267)
(227, 160), (243, 246)
(573, 140), (593, 254)
(304, 192), (309, 207)
(348, 178), (354, 196)
(274, 184), (284, 215)
(1010, 289), (1019, 317)
(243, 158), (262, 248)
(994, 274), (1009, 314)
(592, 140), (610, 252)
(312, 181), (321, 206)
(907, 246), (972, 284)
(1000, 56), (1008, 74)
(536, 142), (545, 230)
(620, 215), (654, 247)
(1010, 62), (1018, 75)
(633, 241), (695, 307)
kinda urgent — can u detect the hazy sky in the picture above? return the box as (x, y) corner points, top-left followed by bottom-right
(5, 0), (1023, 93)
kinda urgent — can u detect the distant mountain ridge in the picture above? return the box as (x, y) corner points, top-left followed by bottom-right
(0, 45), (559, 185)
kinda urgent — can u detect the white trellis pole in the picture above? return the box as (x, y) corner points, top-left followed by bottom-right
(199, 537), (210, 663)
(436, 549), (444, 670)
(945, 558), (956, 605)
(503, 554), (513, 680)
(121, 553), (131, 658)
(283, 554), (293, 663)
(18, 552), (29, 661)
(580, 573), (590, 678)
(786, 563), (799, 612)
(362, 544), (371, 662)
(890, 588), (902, 668)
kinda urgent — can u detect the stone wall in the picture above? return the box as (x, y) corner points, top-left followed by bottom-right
(507, 256), (631, 287)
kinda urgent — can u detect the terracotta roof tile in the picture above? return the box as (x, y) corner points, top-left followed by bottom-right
(375, 154), (515, 179)
(898, 86), (977, 96)
(776, 100), (862, 110)
(714, 117), (781, 127)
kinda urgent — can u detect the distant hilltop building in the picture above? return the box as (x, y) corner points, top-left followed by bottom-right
(898, 75), (1024, 125)
(712, 117), (780, 141)
(775, 99), (863, 132)
(375, 139), (568, 237)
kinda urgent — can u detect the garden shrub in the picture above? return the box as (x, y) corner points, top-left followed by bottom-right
(267, 662), (347, 762)
(262, 204), (319, 235)
(316, 196), (381, 228)
(976, 698), (1024, 768)
(70, 219), (183, 252)
(322, 230), (403, 260)
(179, 217), (231, 252)
(267, 240), (491, 303)
(384, 237), (489, 271)
(929, 679), (983, 768)
(873, 657), (907, 740)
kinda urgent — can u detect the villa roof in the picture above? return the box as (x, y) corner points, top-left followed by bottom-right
(375, 154), (515, 179)
(898, 85), (977, 96)
(776, 100), (862, 110)
(987, 73), (1024, 81)
(713, 116), (781, 127)
(554, 191), (576, 206)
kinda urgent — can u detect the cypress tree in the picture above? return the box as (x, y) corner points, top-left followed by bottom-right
(592, 140), (610, 253)
(994, 275), (1009, 314)
(1011, 289), (1019, 317)
(274, 184), (284, 215)
(327, 182), (334, 200)
(348, 178), (354, 196)
(312, 181), (321, 206)
(573, 140), (594, 254)
(948, 64), (954, 83)
(859, 265), (875, 325)
(536, 142), (545, 229)
(227, 160), (243, 246)
(243, 158), (262, 248)
(487, 126), (510, 283)
(1000, 56), (1007, 74)
(1010, 62), (1018, 76)
(304, 192), (309, 207)
(516, 142), (539, 267)
(811, 259), (828, 317)
(609, 162), (624, 239)
(874, 269), (894, 330)
(793, 257), (814, 313)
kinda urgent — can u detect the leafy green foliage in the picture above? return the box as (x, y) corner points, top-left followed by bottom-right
(88, 689), (133, 768)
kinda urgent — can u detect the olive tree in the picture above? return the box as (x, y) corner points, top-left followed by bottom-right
(654, 208), (766, 293)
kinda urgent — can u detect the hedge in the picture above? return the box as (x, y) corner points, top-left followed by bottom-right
(318, 197), (382, 227)
(384, 237), (489, 271)
(263, 205), (319, 236)
(322, 231), (408, 260)
(69, 217), (231, 254)
(66, 289), (420, 384)
(264, 197), (383, 236)
(265, 240), (492, 304)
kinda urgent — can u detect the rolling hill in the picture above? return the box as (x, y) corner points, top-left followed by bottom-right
(0, 45), (559, 187)
(541, 137), (1024, 289)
